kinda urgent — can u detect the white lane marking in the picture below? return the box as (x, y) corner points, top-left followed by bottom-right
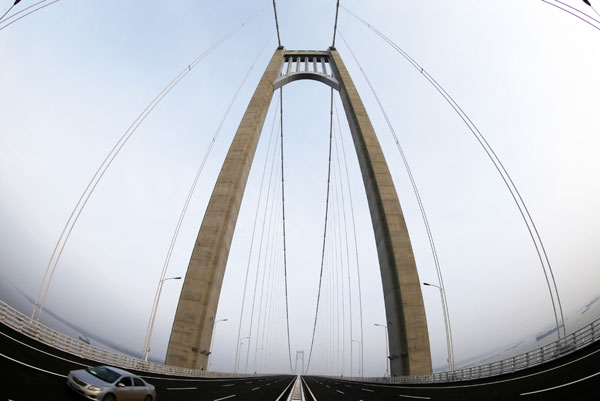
(274, 377), (297, 401)
(141, 375), (268, 383)
(214, 395), (236, 401)
(0, 330), (89, 367)
(336, 389), (345, 394)
(301, 376), (318, 401)
(326, 385), (330, 388)
(398, 394), (431, 399)
(246, 381), (253, 383)
(222, 384), (235, 387)
(345, 385), (351, 387)
(166, 387), (198, 390)
(520, 370), (600, 396)
(361, 388), (375, 392)
(0, 352), (67, 378)
(251, 387), (260, 391)
(267, 383), (271, 386)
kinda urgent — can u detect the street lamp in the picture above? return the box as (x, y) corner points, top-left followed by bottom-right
(583, 0), (600, 19)
(207, 318), (228, 370)
(142, 276), (181, 361)
(0, 0), (21, 22)
(351, 339), (362, 377)
(235, 336), (250, 373)
(423, 282), (455, 372)
(374, 323), (389, 377)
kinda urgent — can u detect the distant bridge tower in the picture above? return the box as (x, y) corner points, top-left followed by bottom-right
(295, 350), (305, 375)
(165, 47), (432, 376)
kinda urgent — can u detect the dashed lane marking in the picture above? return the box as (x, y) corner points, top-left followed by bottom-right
(398, 394), (431, 399)
(166, 387), (198, 390)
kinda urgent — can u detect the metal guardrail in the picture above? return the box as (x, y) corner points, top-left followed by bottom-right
(2, 298), (599, 383)
(344, 314), (600, 384)
(0, 299), (251, 378)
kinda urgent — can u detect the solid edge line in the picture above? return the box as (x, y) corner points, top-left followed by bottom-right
(0, 352), (67, 378)
(274, 376), (296, 401)
(519, 370), (600, 396)
(0, 329), (89, 367)
(301, 376), (318, 401)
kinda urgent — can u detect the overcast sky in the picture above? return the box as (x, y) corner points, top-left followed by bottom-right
(1, 0), (600, 378)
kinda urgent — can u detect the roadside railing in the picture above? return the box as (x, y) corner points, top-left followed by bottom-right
(2, 298), (599, 382)
(0, 299), (251, 378)
(344, 314), (600, 384)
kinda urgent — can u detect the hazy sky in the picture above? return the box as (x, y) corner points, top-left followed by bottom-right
(1, 0), (600, 378)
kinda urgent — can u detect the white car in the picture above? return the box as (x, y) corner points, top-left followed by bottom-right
(67, 365), (156, 401)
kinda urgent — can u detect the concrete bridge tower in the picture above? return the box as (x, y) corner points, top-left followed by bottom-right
(165, 47), (432, 376)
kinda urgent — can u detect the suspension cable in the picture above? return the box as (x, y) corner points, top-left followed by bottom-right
(0, 0), (60, 31)
(332, 0), (340, 47)
(246, 124), (282, 374)
(258, 213), (283, 371)
(279, 88), (294, 374)
(233, 86), (281, 374)
(341, 33), (454, 371)
(253, 163), (282, 372)
(333, 98), (364, 376)
(33, 10), (265, 324)
(331, 120), (354, 377)
(143, 36), (273, 361)
(341, 8), (566, 339)
(272, 0), (282, 47)
(541, 0), (600, 31)
(306, 88), (335, 372)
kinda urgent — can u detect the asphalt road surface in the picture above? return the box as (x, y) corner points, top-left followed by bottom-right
(301, 338), (600, 401)
(0, 323), (295, 401)
(2, 320), (600, 401)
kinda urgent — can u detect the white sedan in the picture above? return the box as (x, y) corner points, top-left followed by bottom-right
(67, 365), (156, 401)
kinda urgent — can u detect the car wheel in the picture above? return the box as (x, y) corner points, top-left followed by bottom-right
(103, 394), (116, 401)
(143, 396), (152, 401)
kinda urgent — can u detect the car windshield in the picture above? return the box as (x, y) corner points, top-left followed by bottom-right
(86, 366), (121, 383)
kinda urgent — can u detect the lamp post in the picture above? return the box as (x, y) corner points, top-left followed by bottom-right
(0, 0), (21, 22)
(236, 336), (250, 373)
(142, 276), (181, 361)
(351, 339), (361, 377)
(583, 0), (600, 19)
(374, 323), (389, 377)
(208, 318), (228, 371)
(423, 282), (455, 372)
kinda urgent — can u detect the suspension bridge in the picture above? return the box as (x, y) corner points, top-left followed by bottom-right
(1, 0), (600, 400)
